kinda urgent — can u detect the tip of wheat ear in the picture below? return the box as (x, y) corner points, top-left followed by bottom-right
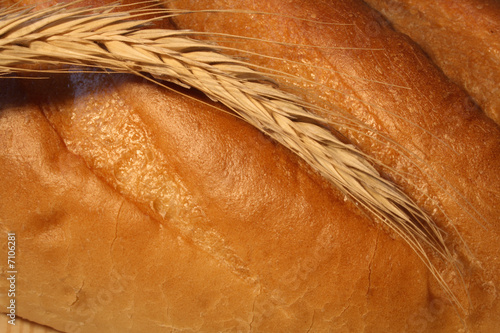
(0, 1), (468, 312)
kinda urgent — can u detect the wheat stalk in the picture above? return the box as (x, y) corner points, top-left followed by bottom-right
(0, 2), (466, 311)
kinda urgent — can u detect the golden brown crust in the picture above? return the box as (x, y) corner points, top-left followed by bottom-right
(363, 0), (500, 125)
(0, 0), (499, 332)
(1, 317), (61, 332)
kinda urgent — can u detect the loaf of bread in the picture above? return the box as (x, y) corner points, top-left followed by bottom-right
(363, 0), (500, 125)
(0, 0), (499, 332)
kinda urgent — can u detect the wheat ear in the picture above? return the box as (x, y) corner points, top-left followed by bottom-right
(0, 2), (465, 310)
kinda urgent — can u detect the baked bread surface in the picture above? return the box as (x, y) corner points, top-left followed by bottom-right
(0, 0), (499, 332)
